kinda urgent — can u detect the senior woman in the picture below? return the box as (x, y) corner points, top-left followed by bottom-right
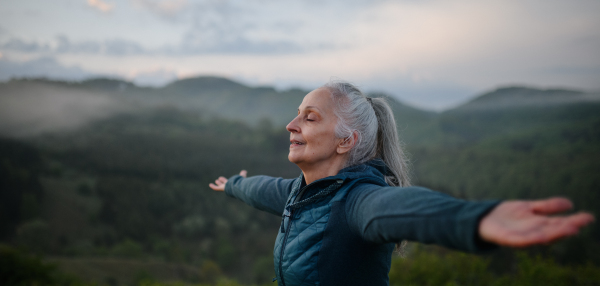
(209, 81), (594, 286)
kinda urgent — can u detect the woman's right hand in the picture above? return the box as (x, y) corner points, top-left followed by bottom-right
(479, 197), (595, 247)
(209, 170), (247, 191)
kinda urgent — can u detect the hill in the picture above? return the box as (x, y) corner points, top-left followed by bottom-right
(0, 77), (435, 142)
(454, 86), (600, 111)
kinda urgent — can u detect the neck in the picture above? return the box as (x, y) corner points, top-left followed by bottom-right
(299, 157), (347, 185)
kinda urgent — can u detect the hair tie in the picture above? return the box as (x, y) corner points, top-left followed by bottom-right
(366, 97), (373, 105)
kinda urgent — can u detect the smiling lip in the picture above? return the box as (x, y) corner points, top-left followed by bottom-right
(290, 139), (305, 147)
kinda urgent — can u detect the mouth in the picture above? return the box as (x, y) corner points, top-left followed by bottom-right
(290, 139), (305, 146)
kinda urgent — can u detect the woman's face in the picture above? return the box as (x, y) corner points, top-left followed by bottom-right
(286, 88), (342, 169)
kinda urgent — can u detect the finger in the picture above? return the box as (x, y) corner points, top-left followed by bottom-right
(217, 177), (228, 184)
(515, 214), (593, 246)
(504, 223), (576, 247)
(541, 219), (584, 244)
(240, 170), (247, 178)
(564, 212), (595, 228)
(209, 183), (224, 191)
(530, 197), (573, 215)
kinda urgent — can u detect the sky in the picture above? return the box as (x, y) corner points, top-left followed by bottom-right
(0, 0), (599, 110)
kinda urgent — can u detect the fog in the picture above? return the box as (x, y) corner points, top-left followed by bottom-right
(0, 81), (132, 137)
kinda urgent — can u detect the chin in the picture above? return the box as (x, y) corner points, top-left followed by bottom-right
(287, 152), (303, 165)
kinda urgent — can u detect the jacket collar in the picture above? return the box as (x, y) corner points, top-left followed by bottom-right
(287, 159), (389, 210)
(338, 159), (390, 183)
(295, 159), (389, 190)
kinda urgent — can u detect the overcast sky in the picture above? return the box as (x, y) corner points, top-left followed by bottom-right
(0, 0), (599, 110)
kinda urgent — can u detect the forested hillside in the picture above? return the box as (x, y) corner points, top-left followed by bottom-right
(1, 78), (599, 285)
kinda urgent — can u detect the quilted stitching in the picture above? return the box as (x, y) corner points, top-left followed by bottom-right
(277, 180), (345, 286)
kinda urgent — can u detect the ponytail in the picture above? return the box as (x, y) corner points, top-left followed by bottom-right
(371, 97), (411, 187)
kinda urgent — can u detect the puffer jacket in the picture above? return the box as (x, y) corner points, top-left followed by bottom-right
(225, 160), (499, 286)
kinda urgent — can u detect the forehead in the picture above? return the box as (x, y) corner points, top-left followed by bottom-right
(300, 88), (335, 112)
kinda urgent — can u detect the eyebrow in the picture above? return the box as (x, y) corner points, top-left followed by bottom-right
(298, 106), (321, 112)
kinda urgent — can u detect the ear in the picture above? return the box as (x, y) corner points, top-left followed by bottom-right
(337, 131), (358, 155)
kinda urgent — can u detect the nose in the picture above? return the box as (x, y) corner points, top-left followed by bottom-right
(286, 116), (300, 133)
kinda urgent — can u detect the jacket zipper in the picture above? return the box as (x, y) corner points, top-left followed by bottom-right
(278, 180), (321, 286)
(278, 208), (293, 286)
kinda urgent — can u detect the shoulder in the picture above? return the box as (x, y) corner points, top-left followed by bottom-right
(345, 181), (439, 201)
(344, 183), (454, 218)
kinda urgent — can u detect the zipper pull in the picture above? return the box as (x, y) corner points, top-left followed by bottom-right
(280, 208), (291, 233)
(272, 277), (278, 282)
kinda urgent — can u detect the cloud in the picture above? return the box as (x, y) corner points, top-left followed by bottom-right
(1, 38), (50, 53)
(104, 39), (146, 55)
(1, 33), (304, 56)
(168, 0), (331, 55)
(0, 57), (93, 82)
(0, 1), (356, 57)
(131, 0), (188, 19)
(177, 32), (303, 55)
(2, 36), (147, 56)
(55, 35), (102, 54)
(88, 0), (115, 13)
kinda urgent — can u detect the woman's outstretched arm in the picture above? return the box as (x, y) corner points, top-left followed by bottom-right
(346, 185), (594, 252)
(346, 185), (500, 252)
(209, 170), (296, 216)
(479, 197), (595, 247)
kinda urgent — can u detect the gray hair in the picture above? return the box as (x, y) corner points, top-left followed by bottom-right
(321, 80), (411, 187)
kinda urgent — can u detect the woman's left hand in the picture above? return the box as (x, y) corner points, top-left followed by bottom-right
(479, 197), (595, 247)
(209, 170), (247, 191)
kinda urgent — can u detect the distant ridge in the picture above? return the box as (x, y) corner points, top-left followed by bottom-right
(0, 76), (442, 141)
(5, 77), (599, 142)
(453, 86), (600, 111)
(164, 76), (248, 95)
(81, 78), (136, 92)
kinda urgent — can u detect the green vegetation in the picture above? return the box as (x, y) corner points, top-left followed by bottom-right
(389, 246), (600, 286)
(0, 78), (599, 285)
(3, 243), (599, 286)
(0, 244), (81, 286)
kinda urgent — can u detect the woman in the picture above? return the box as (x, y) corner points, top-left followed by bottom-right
(209, 81), (594, 286)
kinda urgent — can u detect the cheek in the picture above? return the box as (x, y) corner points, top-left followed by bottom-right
(313, 132), (338, 153)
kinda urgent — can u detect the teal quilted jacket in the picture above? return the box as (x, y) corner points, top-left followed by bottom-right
(225, 160), (499, 286)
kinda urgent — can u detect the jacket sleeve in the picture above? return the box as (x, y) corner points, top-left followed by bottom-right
(224, 175), (295, 216)
(345, 185), (501, 253)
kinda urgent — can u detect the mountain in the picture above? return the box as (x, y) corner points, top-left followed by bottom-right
(155, 76), (306, 126)
(80, 78), (137, 92)
(2, 77), (598, 146)
(453, 86), (600, 111)
(369, 92), (441, 144)
(163, 76), (248, 94)
(0, 77), (436, 139)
